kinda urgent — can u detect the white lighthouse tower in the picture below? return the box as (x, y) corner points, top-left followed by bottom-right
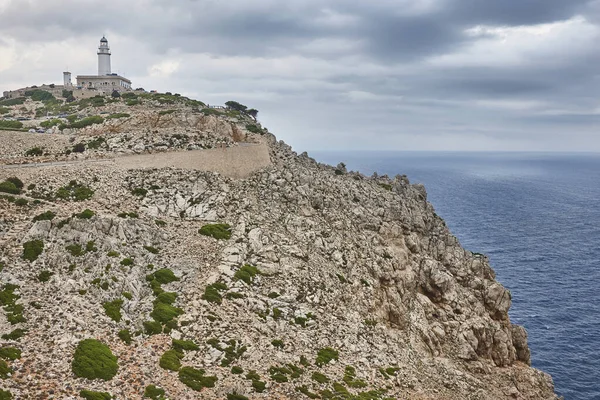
(97, 36), (111, 76)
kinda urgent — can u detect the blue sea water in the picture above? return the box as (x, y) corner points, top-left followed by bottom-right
(311, 151), (600, 400)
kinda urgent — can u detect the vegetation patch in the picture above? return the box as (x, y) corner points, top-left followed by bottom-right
(316, 347), (339, 367)
(271, 339), (284, 348)
(159, 349), (182, 371)
(178, 367), (218, 391)
(234, 264), (262, 285)
(202, 282), (228, 304)
(66, 244), (84, 256)
(118, 329), (132, 345)
(198, 223), (232, 240)
(1, 329), (26, 341)
(312, 371), (330, 384)
(75, 209), (95, 219)
(143, 245), (160, 254)
(102, 299), (124, 322)
(343, 366), (368, 388)
(0, 284), (25, 324)
(22, 240), (44, 261)
(227, 394), (249, 400)
(143, 385), (166, 400)
(25, 147), (44, 157)
(0, 347), (21, 361)
(0, 389), (12, 399)
(131, 188), (148, 197)
(32, 211), (56, 222)
(0, 359), (11, 379)
(150, 302), (183, 324)
(38, 270), (53, 282)
(152, 268), (179, 284)
(56, 181), (94, 201)
(120, 258), (134, 266)
(0, 181), (20, 195)
(71, 339), (118, 381)
(143, 320), (162, 335)
(172, 339), (199, 352)
(79, 390), (112, 400)
(231, 366), (244, 374)
(296, 385), (320, 399)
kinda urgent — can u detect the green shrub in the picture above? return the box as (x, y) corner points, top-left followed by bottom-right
(26, 89), (55, 102)
(118, 329), (132, 345)
(0, 181), (19, 195)
(143, 385), (166, 400)
(33, 211), (56, 222)
(79, 390), (112, 400)
(155, 220), (167, 227)
(153, 268), (179, 284)
(56, 181), (94, 201)
(131, 188), (148, 197)
(0, 97), (25, 106)
(1, 329), (26, 341)
(252, 380), (266, 393)
(87, 137), (106, 150)
(225, 291), (245, 300)
(155, 291), (177, 304)
(231, 366), (244, 374)
(202, 283), (227, 304)
(198, 223), (231, 240)
(343, 365), (368, 388)
(0, 359), (12, 378)
(272, 308), (282, 320)
(122, 292), (132, 300)
(159, 349), (182, 371)
(14, 198), (27, 206)
(69, 116), (104, 129)
(66, 244), (84, 256)
(245, 124), (263, 134)
(0, 389), (12, 399)
(143, 320), (162, 335)
(172, 339), (199, 352)
(40, 118), (63, 128)
(150, 302), (183, 324)
(38, 270), (53, 282)
(178, 366), (218, 391)
(0, 347), (21, 360)
(120, 258), (133, 266)
(316, 347), (339, 366)
(312, 371), (329, 384)
(25, 147), (44, 156)
(5, 177), (23, 189)
(245, 370), (260, 381)
(0, 120), (23, 129)
(296, 385), (319, 399)
(271, 339), (284, 348)
(144, 245), (159, 254)
(71, 339), (118, 380)
(72, 143), (86, 153)
(268, 292), (280, 298)
(107, 251), (119, 257)
(102, 299), (124, 322)
(22, 240), (44, 261)
(234, 264), (261, 285)
(85, 241), (97, 252)
(75, 209), (95, 219)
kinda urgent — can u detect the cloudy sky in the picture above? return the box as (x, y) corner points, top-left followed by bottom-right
(1, 0), (599, 152)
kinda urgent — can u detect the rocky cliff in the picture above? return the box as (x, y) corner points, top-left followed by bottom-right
(0, 92), (558, 399)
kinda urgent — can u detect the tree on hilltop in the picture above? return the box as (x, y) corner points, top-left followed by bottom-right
(225, 101), (247, 112)
(246, 108), (258, 120)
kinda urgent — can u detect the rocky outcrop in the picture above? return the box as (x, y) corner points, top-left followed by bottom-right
(0, 98), (558, 399)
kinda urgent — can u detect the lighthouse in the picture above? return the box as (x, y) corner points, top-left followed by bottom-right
(97, 36), (111, 76)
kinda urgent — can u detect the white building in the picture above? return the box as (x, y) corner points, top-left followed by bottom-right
(76, 36), (132, 91)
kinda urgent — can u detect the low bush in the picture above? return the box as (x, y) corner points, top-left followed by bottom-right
(0, 120), (23, 130)
(22, 240), (44, 261)
(0, 360), (12, 378)
(79, 390), (112, 400)
(0, 389), (12, 399)
(120, 258), (133, 266)
(172, 339), (199, 352)
(202, 282), (228, 305)
(75, 209), (95, 219)
(38, 270), (53, 282)
(153, 268), (179, 284)
(0, 181), (20, 195)
(33, 211), (56, 222)
(5, 177), (23, 189)
(150, 302), (183, 324)
(71, 339), (118, 381)
(68, 116), (104, 129)
(131, 188), (148, 197)
(106, 113), (130, 119)
(102, 299), (124, 322)
(231, 366), (244, 374)
(0, 347), (21, 361)
(316, 347), (339, 366)
(143, 385), (166, 400)
(245, 124), (263, 134)
(25, 147), (44, 156)
(271, 339), (284, 348)
(66, 244), (84, 256)
(143, 245), (159, 254)
(312, 371), (330, 384)
(14, 198), (27, 206)
(72, 143), (86, 153)
(1, 329), (26, 341)
(56, 181), (94, 201)
(143, 320), (162, 335)
(118, 329), (132, 345)
(198, 223), (232, 240)
(252, 380), (266, 392)
(159, 349), (182, 371)
(178, 367), (218, 391)
(227, 394), (249, 400)
(234, 264), (261, 285)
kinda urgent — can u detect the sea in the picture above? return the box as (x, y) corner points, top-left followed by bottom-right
(311, 151), (600, 400)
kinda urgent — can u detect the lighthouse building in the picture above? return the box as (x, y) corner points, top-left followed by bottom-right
(75, 36), (132, 91)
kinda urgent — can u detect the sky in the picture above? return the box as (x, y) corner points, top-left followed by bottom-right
(1, 0), (599, 152)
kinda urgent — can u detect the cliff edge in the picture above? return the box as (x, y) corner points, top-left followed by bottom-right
(0, 91), (558, 399)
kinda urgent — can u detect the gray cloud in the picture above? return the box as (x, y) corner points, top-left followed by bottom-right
(1, 0), (600, 151)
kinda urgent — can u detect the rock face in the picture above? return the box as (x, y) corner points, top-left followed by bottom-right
(0, 94), (558, 399)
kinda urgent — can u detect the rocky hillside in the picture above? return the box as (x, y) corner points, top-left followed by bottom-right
(0, 92), (558, 399)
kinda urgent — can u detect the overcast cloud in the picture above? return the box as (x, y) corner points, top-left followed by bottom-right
(1, 0), (599, 151)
